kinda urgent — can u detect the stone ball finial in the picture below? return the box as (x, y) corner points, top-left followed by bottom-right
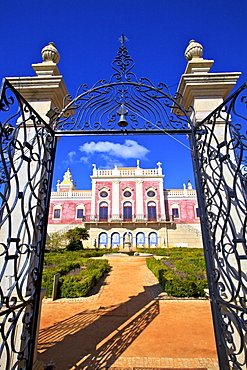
(184, 40), (203, 61)
(41, 42), (60, 64)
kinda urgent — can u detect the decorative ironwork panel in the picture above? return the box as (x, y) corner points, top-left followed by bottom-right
(52, 43), (194, 133)
(190, 82), (247, 369)
(0, 80), (56, 369)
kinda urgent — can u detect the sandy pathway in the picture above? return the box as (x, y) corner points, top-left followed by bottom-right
(37, 260), (218, 369)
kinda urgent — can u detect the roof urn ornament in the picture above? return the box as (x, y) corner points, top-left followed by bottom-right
(41, 42), (60, 64)
(184, 40), (203, 61)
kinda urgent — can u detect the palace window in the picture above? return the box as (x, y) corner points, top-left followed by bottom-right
(147, 201), (157, 221)
(147, 190), (155, 197)
(123, 201), (132, 220)
(53, 209), (61, 219)
(172, 208), (179, 218)
(123, 190), (132, 197)
(77, 209), (84, 218)
(100, 191), (108, 198)
(195, 207), (200, 218)
(99, 201), (108, 221)
(53, 205), (62, 220)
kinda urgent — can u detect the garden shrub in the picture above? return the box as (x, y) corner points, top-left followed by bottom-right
(66, 240), (83, 251)
(59, 259), (110, 298)
(42, 260), (83, 297)
(146, 256), (208, 298)
(42, 250), (110, 298)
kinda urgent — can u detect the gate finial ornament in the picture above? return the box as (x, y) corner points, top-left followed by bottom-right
(184, 40), (203, 61)
(41, 42), (60, 64)
(118, 34), (129, 46)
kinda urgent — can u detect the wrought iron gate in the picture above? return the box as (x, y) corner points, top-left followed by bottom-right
(190, 85), (247, 369)
(0, 80), (56, 369)
(0, 40), (247, 369)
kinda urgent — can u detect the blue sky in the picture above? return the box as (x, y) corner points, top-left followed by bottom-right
(1, 0), (247, 190)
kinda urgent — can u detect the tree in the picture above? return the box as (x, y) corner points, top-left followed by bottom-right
(65, 227), (89, 251)
(46, 231), (66, 251)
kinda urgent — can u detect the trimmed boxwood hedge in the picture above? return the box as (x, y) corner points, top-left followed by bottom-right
(42, 253), (110, 298)
(59, 259), (110, 298)
(42, 261), (85, 297)
(146, 257), (207, 298)
(43, 249), (113, 266)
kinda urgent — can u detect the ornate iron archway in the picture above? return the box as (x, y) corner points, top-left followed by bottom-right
(0, 39), (247, 369)
(49, 37), (194, 135)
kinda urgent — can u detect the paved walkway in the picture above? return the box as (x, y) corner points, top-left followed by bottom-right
(37, 259), (219, 369)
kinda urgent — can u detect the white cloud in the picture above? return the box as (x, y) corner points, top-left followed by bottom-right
(68, 151), (76, 162)
(79, 156), (90, 164)
(79, 140), (149, 159)
(62, 151), (76, 165)
(98, 155), (125, 169)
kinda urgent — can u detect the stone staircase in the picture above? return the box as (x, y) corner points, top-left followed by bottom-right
(166, 223), (203, 248)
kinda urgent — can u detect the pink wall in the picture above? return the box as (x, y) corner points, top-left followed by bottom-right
(48, 200), (91, 224)
(143, 180), (161, 215)
(166, 198), (199, 223)
(48, 180), (199, 224)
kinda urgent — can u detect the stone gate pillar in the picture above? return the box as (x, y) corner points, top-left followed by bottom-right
(1, 42), (70, 370)
(177, 40), (246, 368)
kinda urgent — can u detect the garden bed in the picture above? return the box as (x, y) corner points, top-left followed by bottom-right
(146, 247), (208, 298)
(42, 250), (111, 298)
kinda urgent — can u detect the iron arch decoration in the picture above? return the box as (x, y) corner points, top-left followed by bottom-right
(50, 41), (194, 135)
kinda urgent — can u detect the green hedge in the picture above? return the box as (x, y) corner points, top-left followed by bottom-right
(146, 257), (207, 298)
(42, 255), (110, 298)
(42, 260), (87, 297)
(59, 259), (111, 298)
(43, 248), (118, 266)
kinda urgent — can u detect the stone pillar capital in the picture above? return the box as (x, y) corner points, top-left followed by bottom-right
(6, 43), (69, 122)
(176, 40), (241, 122)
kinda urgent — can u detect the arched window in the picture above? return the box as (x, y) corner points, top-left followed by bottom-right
(147, 201), (156, 221)
(136, 232), (145, 248)
(53, 205), (62, 219)
(149, 232), (158, 248)
(99, 201), (108, 221)
(111, 232), (120, 249)
(98, 232), (108, 248)
(123, 201), (132, 221)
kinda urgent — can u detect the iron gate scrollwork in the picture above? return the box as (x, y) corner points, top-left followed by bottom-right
(190, 83), (247, 369)
(0, 79), (56, 369)
(51, 41), (194, 134)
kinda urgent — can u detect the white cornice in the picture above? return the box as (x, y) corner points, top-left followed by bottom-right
(177, 72), (241, 111)
(7, 75), (69, 111)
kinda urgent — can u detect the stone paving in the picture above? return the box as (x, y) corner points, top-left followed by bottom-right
(38, 258), (219, 369)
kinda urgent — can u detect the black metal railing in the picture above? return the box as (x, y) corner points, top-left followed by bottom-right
(0, 79), (56, 369)
(190, 82), (247, 369)
(79, 214), (167, 222)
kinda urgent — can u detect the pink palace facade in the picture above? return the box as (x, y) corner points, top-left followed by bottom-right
(47, 161), (202, 249)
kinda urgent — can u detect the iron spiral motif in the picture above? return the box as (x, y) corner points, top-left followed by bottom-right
(53, 43), (194, 133)
(0, 80), (56, 369)
(191, 82), (247, 369)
